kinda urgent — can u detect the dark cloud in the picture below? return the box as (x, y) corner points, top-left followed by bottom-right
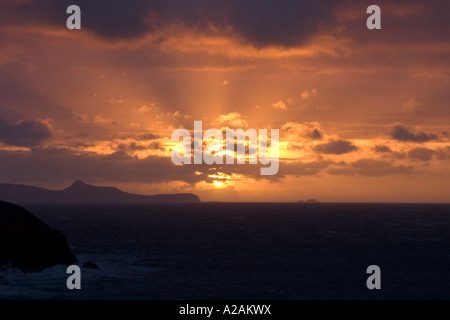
(1, 0), (449, 51)
(216, 0), (333, 47)
(373, 145), (391, 153)
(408, 147), (436, 161)
(0, 148), (203, 185)
(391, 125), (439, 142)
(435, 146), (450, 160)
(373, 145), (407, 160)
(139, 133), (159, 140)
(75, 1), (155, 39)
(314, 139), (358, 154)
(0, 0), (337, 47)
(279, 159), (332, 177)
(0, 118), (52, 147)
(281, 122), (324, 142)
(116, 141), (163, 152)
(106, 150), (135, 161)
(309, 128), (324, 140)
(388, 151), (407, 160)
(334, 1), (450, 49)
(183, 158), (333, 182)
(328, 159), (414, 177)
(0, 0), (149, 39)
(0, 146), (334, 186)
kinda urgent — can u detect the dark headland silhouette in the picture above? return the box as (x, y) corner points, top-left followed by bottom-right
(0, 180), (201, 203)
(0, 201), (77, 272)
(297, 199), (319, 203)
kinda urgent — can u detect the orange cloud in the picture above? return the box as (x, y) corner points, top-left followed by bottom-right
(215, 112), (248, 128)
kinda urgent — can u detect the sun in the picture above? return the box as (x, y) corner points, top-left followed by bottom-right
(212, 180), (225, 188)
(209, 172), (231, 188)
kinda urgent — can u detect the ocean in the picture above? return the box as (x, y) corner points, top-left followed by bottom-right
(1, 203), (449, 300)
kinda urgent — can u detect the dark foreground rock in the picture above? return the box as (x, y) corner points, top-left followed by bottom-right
(0, 201), (77, 273)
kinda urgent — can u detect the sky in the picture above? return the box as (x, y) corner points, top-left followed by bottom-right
(0, 0), (449, 202)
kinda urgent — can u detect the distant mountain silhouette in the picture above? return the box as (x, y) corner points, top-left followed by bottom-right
(297, 199), (320, 203)
(0, 180), (201, 203)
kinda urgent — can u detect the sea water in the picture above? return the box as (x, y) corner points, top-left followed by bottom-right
(1, 203), (449, 299)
